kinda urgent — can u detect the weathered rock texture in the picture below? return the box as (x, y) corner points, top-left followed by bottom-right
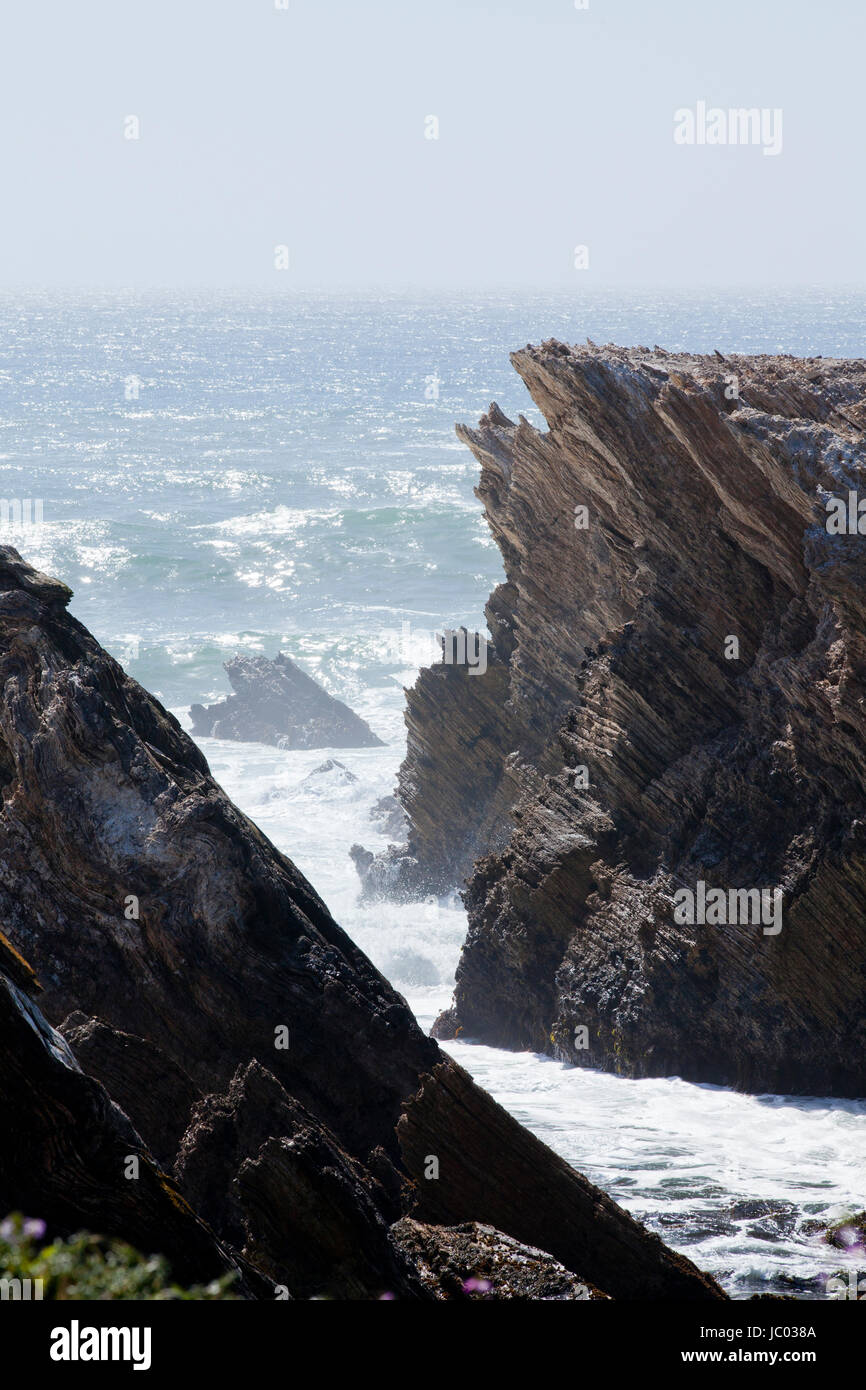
(59, 1012), (203, 1168)
(190, 652), (384, 748)
(0, 546), (722, 1299)
(353, 641), (515, 900)
(397, 344), (866, 1098)
(389, 1218), (608, 1299)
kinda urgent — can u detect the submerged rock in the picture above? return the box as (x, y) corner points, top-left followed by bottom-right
(303, 758), (359, 784)
(349, 841), (422, 901)
(392, 345), (866, 1097)
(189, 652), (384, 749)
(822, 1212), (866, 1250)
(0, 545), (722, 1299)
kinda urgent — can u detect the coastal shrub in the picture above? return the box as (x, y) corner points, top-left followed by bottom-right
(0, 1213), (239, 1300)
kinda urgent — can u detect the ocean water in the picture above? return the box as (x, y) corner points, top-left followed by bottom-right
(1, 286), (864, 1298)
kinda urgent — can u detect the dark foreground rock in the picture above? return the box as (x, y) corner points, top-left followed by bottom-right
(0, 935), (255, 1294)
(389, 1218), (609, 1299)
(0, 546), (722, 1299)
(190, 652), (384, 748)
(384, 345), (866, 1098)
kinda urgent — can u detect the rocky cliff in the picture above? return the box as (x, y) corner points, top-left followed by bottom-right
(390, 344), (866, 1098)
(0, 546), (720, 1299)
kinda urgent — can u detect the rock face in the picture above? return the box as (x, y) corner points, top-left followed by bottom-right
(59, 1013), (203, 1169)
(189, 652), (384, 748)
(0, 546), (722, 1300)
(392, 344), (866, 1098)
(0, 935), (253, 1293)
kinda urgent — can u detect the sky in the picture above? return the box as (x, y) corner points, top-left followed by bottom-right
(0, 0), (861, 289)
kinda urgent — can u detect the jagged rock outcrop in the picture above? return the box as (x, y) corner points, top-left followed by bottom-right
(59, 1013), (203, 1168)
(0, 546), (722, 1299)
(391, 343), (866, 1098)
(175, 1061), (424, 1300)
(190, 652), (384, 748)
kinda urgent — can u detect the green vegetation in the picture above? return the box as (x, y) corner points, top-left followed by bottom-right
(0, 1214), (239, 1300)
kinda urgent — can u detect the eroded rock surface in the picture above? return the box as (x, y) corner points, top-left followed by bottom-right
(59, 1012), (203, 1168)
(389, 1218), (609, 1299)
(389, 345), (866, 1097)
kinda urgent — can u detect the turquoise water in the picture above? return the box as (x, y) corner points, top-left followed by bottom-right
(1, 287), (865, 1296)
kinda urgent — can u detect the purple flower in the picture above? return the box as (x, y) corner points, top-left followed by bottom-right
(463, 1276), (493, 1295)
(23, 1218), (46, 1240)
(379, 1291), (396, 1301)
(835, 1225), (862, 1249)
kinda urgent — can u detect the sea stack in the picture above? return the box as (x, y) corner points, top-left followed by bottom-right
(190, 651), (384, 748)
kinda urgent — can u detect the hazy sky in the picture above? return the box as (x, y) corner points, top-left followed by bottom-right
(1, 0), (861, 289)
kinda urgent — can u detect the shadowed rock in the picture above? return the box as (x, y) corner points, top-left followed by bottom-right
(59, 1013), (203, 1168)
(397, 1060), (721, 1301)
(176, 1061), (423, 1300)
(0, 936), (257, 1293)
(189, 652), (384, 748)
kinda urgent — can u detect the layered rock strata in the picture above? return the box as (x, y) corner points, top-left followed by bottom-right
(389, 345), (866, 1097)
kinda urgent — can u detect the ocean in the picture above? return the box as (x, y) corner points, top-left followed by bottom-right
(1, 285), (864, 1297)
